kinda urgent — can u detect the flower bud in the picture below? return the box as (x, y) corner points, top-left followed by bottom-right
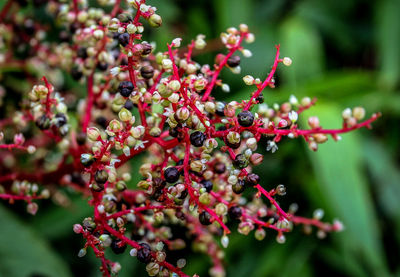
(243, 75), (254, 85)
(87, 127), (100, 141)
(118, 108), (133, 122)
(353, 107), (365, 121)
(308, 116), (320, 129)
(282, 57), (292, 66)
(148, 14), (162, 28)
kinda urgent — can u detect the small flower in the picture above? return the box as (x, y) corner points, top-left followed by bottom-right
(288, 110), (298, 123)
(172, 37), (182, 47)
(282, 57), (292, 66)
(110, 67), (120, 76)
(134, 140), (148, 150)
(266, 140), (278, 153)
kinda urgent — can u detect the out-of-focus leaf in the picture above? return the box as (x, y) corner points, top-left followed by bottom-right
(375, 0), (400, 90)
(0, 204), (72, 277)
(279, 16), (324, 87)
(363, 138), (400, 218)
(33, 195), (92, 239)
(213, 0), (253, 30)
(301, 104), (389, 276)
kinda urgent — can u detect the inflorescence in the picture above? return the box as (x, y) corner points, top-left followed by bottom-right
(0, 0), (380, 276)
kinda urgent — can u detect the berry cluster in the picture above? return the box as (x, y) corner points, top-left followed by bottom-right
(0, 0), (380, 276)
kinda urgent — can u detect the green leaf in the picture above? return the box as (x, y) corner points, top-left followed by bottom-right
(376, 0), (400, 90)
(279, 16), (324, 87)
(0, 204), (73, 277)
(301, 104), (389, 276)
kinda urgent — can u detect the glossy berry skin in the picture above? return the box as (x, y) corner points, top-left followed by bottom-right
(228, 206), (242, 220)
(164, 167), (180, 183)
(153, 177), (166, 190)
(201, 180), (213, 193)
(36, 114), (50, 130)
(55, 113), (67, 127)
(233, 154), (248, 169)
(140, 65), (154, 79)
(246, 173), (260, 186)
(232, 179), (245, 194)
(227, 55), (240, 67)
(199, 211), (212, 225)
(190, 131), (206, 147)
(124, 99), (134, 110)
(80, 154), (95, 167)
(237, 111), (254, 127)
(137, 243), (152, 263)
(111, 239), (127, 254)
(118, 33), (130, 47)
(118, 81), (134, 97)
(94, 170), (109, 184)
(214, 162), (226, 174)
(215, 101), (226, 116)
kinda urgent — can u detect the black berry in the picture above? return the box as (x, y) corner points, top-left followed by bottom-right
(256, 93), (264, 104)
(190, 131), (206, 147)
(77, 47), (88, 59)
(55, 113), (67, 127)
(233, 154), (248, 169)
(246, 173), (260, 186)
(214, 162), (226, 174)
(137, 243), (152, 263)
(228, 206), (242, 220)
(94, 170), (108, 184)
(227, 55), (240, 67)
(111, 239), (127, 254)
(237, 111), (254, 127)
(232, 179), (245, 194)
(164, 167), (179, 183)
(118, 33), (130, 47)
(118, 81), (134, 97)
(215, 101), (226, 116)
(124, 99), (134, 110)
(199, 211), (212, 225)
(140, 65), (154, 79)
(201, 180), (213, 193)
(153, 177), (166, 190)
(35, 114), (50, 130)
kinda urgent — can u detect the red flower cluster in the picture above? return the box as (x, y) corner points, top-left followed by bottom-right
(0, 0), (380, 276)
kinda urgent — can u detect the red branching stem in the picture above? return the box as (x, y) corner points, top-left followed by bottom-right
(258, 112), (381, 137)
(183, 132), (231, 234)
(201, 33), (246, 101)
(291, 215), (334, 232)
(243, 45), (280, 111)
(42, 76), (53, 117)
(255, 184), (290, 220)
(82, 74), (94, 131)
(0, 194), (41, 201)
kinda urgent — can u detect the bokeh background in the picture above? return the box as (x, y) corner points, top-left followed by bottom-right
(1, 0), (400, 276)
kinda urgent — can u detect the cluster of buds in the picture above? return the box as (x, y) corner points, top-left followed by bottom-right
(0, 1), (380, 277)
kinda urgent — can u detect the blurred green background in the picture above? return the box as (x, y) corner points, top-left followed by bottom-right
(1, 0), (400, 276)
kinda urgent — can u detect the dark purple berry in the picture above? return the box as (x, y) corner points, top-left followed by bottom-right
(232, 179), (245, 194)
(140, 65), (154, 79)
(199, 211), (212, 225)
(233, 154), (248, 169)
(201, 180), (213, 193)
(227, 55), (240, 67)
(246, 173), (260, 186)
(111, 239), (127, 254)
(36, 114), (50, 130)
(228, 206), (242, 220)
(118, 33), (130, 47)
(55, 113), (67, 127)
(118, 81), (134, 97)
(237, 111), (254, 127)
(94, 170), (108, 184)
(164, 167), (179, 183)
(190, 131), (206, 147)
(137, 243), (152, 263)
(214, 162), (226, 174)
